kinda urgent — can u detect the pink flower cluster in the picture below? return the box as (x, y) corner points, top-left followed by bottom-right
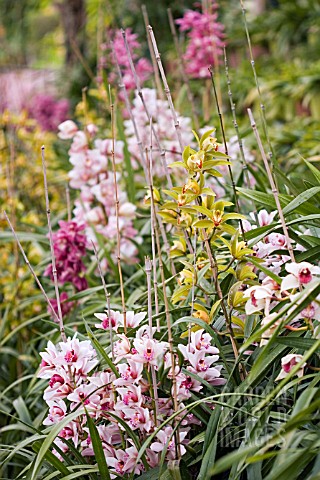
(243, 210), (304, 275)
(124, 88), (193, 177)
(240, 209), (320, 380)
(27, 94), (69, 132)
(44, 220), (88, 318)
(38, 316), (225, 473)
(58, 120), (140, 266)
(104, 28), (152, 92)
(176, 2), (225, 79)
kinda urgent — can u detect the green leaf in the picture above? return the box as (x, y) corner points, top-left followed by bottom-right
(282, 187), (320, 216)
(274, 337), (318, 350)
(197, 406), (221, 480)
(193, 219), (214, 228)
(85, 410), (111, 479)
(31, 409), (86, 479)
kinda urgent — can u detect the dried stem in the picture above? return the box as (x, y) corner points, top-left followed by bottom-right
(223, 49), (251, 188)
(247, 109), (295, 262)
(147, 25), (184, 152)
(202, 229), (241, 361)
(146, 150), (160, 330)
(167, 8), (199, 130)
(111, 41), (148, 180)
(145, 256), (159, 426)
(239, 0), (276, 165)
(144, 27), (194, 255)
(3, 210), (62, 327)
(153, 199), (181, 458)
(121, 28), (173, 188)
(91, 240), (114, 360)
(148, 125), (176, 276)
(41, 146), (66, 342)
(109, 89), (127, 333)
(208, 66), (247, 243)
(141, 4), (164, 100)
(188, 232), (198, 351)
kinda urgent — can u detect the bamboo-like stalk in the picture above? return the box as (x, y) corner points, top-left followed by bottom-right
(141, 4), (164, 100)
(247, 109), (295, 262)
(223, 47), (259, 224)
(121, 28), (173, 188)
(142, 28), (194, 255)
(147, 25), (184, 152)
(145, 256), (159, 426)
(3, 210), (63, 328)
(91, 241), (114, 360)
(208, 66), (247, 242)
(239, 0), (276, 165)
(188, 232), (198, 351)
(148, 125), (176, 276)
(145, 256), (154, 338)
(153, 200), (181, 458)
(167, 8), (199, 130)
(41, 146), (66, 342)
(109, 89), (127, 333)
(111, 41), (148, 180)
(145, 150), (160, 329)
(202, 228), (241, 363)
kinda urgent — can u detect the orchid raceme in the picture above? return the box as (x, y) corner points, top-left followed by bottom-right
(37, 324), (225, 470)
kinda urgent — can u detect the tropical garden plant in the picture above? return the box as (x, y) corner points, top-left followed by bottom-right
(1, 1), (320, 479)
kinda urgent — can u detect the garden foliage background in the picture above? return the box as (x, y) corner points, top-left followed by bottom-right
(1, 0), (320, 479)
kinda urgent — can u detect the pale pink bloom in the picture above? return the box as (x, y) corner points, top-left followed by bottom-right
(67, 383), (100, 408)
(58, 421), (79, 448)
(114, 359), (144, 386)
(94, 138), (124, 163)
(43, 369), (73, 401)
(69, 131), (88, 153)
(200, 365), (226, 385)
(289, 293), (320, 321)
(150, 426), (188, 460)
(250, 209), (276, 227)
(122, 406), (153, 432)
(98, 424), (122, 445)
(52, 437), (69, 460)
(86, 123), (98, 137)
(106, 445), (142, 476)
(89, 372), (116, 413)
(113, 334), (131, 362)
(244, 285), (274, 315)
(119, 202), (136, 218)
(117, 311), (147, 329)
(43, 399), (67, 425)
(146, 448), (159, 468)
(175, 372), (202, 399)
(268, 233), (287, 248)
(178, 329), (219, 358)
(81, 427), (116, 457)
(186, 349), (219, 372)
(38, 341), (60, 378)
(56, 337), (98, 374)
(275, 354), (306, 381)
(135, 325), (157, 340)
(94, 309), (122, 331)
(58, 120), (78, 139)
(281, 262), (320, 291)
(116, 385), (143, 407)
(260, 313), (282, 347)
(132, 338), (167, 366)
